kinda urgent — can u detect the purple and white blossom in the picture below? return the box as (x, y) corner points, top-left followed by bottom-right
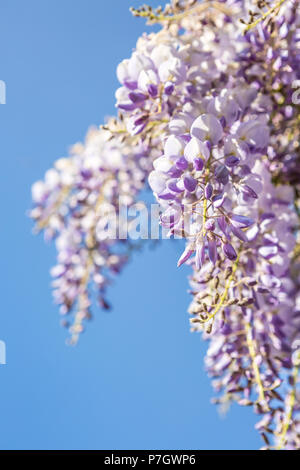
(30, 0), (300, 449)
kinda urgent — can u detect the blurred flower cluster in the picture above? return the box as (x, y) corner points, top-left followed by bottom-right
(30, 0), (300, 449)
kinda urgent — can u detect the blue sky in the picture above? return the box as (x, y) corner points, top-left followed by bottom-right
(0, 0), (260, 449)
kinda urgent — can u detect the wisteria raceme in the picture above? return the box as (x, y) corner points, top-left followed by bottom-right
(30, 121), (163, 343)
(239, 0), (300, 187)
(189, 161), (299, 446)
(30, 0), (300, 449)
(148, 86), (270, 267)
(116, 27), (222, 135)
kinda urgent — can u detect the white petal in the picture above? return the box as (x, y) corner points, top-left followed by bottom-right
(45, 169), (60, 189)
(184, 137), (201, 162)
(164, 135), (183, 158)
(32, 181), (46, 202)
(191, 114), (223, 145)
(116, 59), (129, 84)
(138, 69), (158, 92)
(153, 156), (173, 172)
(148, 171), (166, 194)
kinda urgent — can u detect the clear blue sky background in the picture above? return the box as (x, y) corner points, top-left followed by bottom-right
(0, 0), (260, 450)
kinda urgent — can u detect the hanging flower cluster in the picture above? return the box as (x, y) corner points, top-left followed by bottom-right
(30, 122), (163, 342)
(30, 0), (300, 449)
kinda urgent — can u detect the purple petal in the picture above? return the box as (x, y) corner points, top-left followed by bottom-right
(205, 219), (215, 231)
(231, 225), (248, 242)
(223, 242), (237, 261)
(241, 184), (258, 199)
(118, 102), (138, 111)
(225, 155), (240, 167)
(147, 84), (158, 97)
(193, 158), (204, 171)
(177, 246), (194, 267)
(186, 84), (196, 95)
(80, 169), (92, 179)
(128, 91), (147, 103)
(231, 214), (254, 228)
(195, 244), (206, 270)
(175, 157), (188, 171)
(208, 239), (217, 264)
(220, 116), (226, 128)
(184, 176), (197, 192)
(124, 80), (138, 90)
(213, 193), (225, 208)
(134, 115), (148, 126)
(217, 216), (229, 238)
(158, 191), (176, 201)
(215, 165), (229, 184)
(167, 166), (183, 178)
(164, 81), (174, 95)
(204, 183), (213, 200)
(167, 179), (184, 193)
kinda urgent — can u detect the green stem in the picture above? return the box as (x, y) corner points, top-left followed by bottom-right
(276, 352), (300, 450)
(132, 1), (231, 24)
(243, 0), (289, 33)
(245, 322), (267, 405)
(202, 252), (240, 323)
